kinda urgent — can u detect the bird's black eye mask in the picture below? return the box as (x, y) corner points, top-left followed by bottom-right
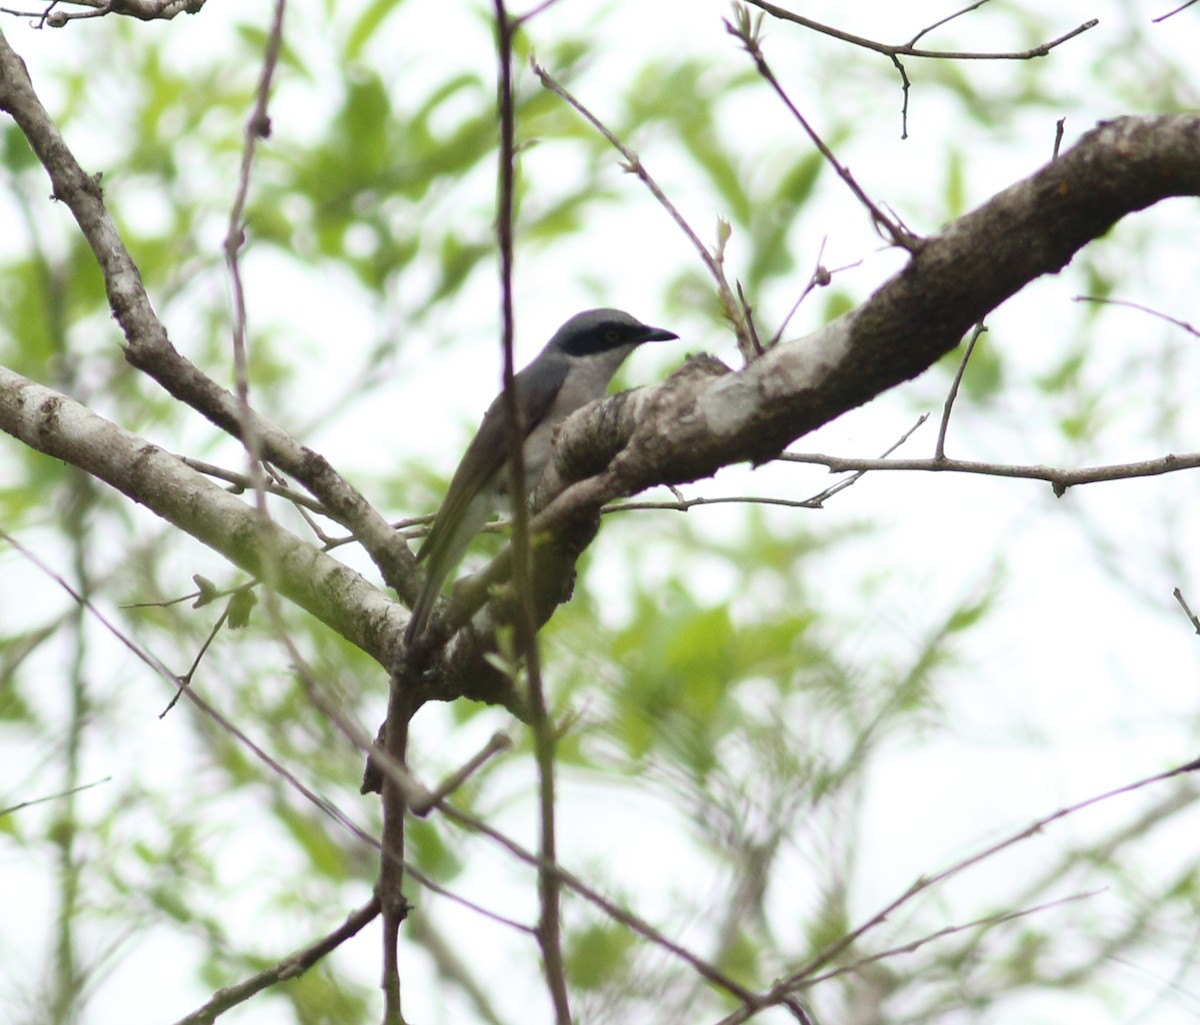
(558, 323), (675, 357)
(558, 326), (635, 357)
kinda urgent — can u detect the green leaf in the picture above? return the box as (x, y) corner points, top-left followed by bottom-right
(192, 574), (219, 608)
(227, 588), (258, 629)
(566, 923), (636, 990)
(344, 0), (408, 62)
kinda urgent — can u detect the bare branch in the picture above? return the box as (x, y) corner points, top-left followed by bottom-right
(1074, 295), (1200, 338)
(1, 0), (205, 27)
(726, 7), (916, 248)
(783, 759), (1200, 989)
(706, 759), (1200, 1022)
(1174, 587), (1200, 635)
(433, 797), (762, 1011)
(803, 890), (1104, 988)
(743, 1), (1097, 62)
(530, 60), (753, 358)
(783, 449), (1200, 496)
(3, 524), (533, 1007)
(738, 1), (1095, 136)
(0, 776), (111, 818)
(607, 493), (822, 515)
(1154, 0), (1200, 23)
(769, 238), (858, 347)
(171, 897), (381, 1025)
(804, 413), (930, 506)
(224, 0), (287, 519)
(410, 732), (513, 816)
(180, 458), (329, 515)
(512, 0), (566, 26)
(0, 368), (406, 663)
(2, 525), (388, 861)
(499, 10), (570, 1021)
(908, 0), (991, 48)
(935, 321), (986, 458)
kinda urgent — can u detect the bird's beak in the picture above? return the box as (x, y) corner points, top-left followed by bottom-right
(641, 326), (679, 343)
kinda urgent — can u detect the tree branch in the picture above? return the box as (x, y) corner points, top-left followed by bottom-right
(541, 115), (1200, 502)
(0, 0), (206, 28)
(171, 896), (381, 1025)
(496, 7), (571, 1023)
(742, 1), (1097, 62)
(783, 450), (1200, 496)
(419, 114), (1200, 695)
(0, 366), (406, 665)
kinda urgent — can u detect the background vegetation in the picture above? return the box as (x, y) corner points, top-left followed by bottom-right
(2, 2), (1200, 1024)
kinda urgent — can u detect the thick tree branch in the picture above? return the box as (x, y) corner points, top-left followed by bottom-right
(0, 366), (406, 665)
(559, 115), (1200, 500)
(2, 1), (204, 28)
(422, 114), (1200, 695)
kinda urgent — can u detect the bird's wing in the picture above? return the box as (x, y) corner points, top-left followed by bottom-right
(406, 358), (570, 643)
(416, 356), (569, 564)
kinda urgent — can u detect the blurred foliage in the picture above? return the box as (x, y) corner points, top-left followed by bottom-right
(1, 3), (1199, 1025)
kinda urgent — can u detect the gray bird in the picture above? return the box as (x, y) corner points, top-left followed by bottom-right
(405, 308), (678, 643)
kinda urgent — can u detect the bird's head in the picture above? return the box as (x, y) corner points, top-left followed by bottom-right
(548, 308), (678, 357)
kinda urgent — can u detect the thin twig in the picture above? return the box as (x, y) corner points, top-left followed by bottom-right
(410, 732), (513, 816)
(803, 889), (1104, 987)
(742, 0), (1097, 61)
(1153, 0), (1200, 23)
(434, 797), (761, 1008)
(0, 777), (112, 819)
(606, 494), (823, 514)
(710, 760), (1200, 1022)
(782, 450), (1200, 497)
(768, 238), (856, 347)
(736, 280), (764, 357)
(802, 413), (930, 506)
(179, 457), (329, 514)
(1074, 295), (1200, 338)
(512, 0), (566, 26)
(726, 9), (917, 250)
(1174, 588), (1200, 635)
(2, 530), (364, 842)
(223, 0), (286, 526)
(497, 8), (571, 1021)
(908, 0), (991, 48)
(157, 603), (229, 715)
(740, 0), (1095, 137)
(782, 758), (1200, 990)
(1053, 117), (1066, 160)
(1, 530), (525, 962)
(170, 897), (381, 1025)
(530, 60), (752, 358)
(935, 321), (986, 459)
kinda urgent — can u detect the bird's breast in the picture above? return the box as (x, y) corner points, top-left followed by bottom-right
(521, 343), (638, 483)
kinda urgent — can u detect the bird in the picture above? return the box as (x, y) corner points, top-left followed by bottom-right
(404, 308), (679, 644)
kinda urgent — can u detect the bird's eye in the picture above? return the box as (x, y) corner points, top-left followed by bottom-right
(605, 329), (619, 342)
